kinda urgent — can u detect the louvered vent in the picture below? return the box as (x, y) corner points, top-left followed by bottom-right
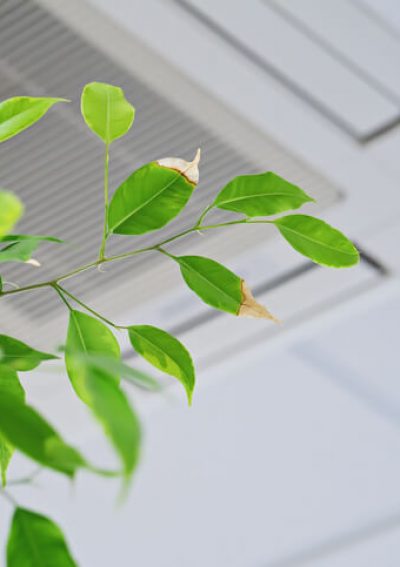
(0, 0), (339, 346)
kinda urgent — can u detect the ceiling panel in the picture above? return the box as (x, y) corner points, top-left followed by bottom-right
(273, 0), (400, 103)
(182, 0), (400, 140)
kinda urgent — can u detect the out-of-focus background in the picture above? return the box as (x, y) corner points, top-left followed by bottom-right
(1, 0), (400, 565)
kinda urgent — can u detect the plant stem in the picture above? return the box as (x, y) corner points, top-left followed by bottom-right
(0, 488), (17, 507)
(7, 467), (43, 487)
(51, 283), (73, 311)
(99, 142), (110, 261)
(56, 284), (126, 329)
(0, 218), (273, 299)
(195, 203), (213, 226)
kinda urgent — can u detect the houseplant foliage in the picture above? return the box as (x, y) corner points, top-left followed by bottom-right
(0, 82), (359, 565)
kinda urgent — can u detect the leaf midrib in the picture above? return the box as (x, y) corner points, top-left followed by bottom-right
(180, 260), (240, 308)
(217, 190), (307, 206)
(110, 166), (192, 232)
(0, 100), (54, 137)
(131, 330), (193, 383)
(277, 223), (358, 258)
(18, 513), (47, 567)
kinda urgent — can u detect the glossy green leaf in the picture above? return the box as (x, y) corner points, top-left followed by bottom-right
(273, 214), (360, 267)
(0, 365), (25, 486)
(128, 325), (195, 404)
(0, 335), (58, 371)
(214, 172), (314, 217)
(177, 255), (242, 314)
(0, 96), (68, 143)
(7, 507), (77, 567)
(0, 192), (23, 238)
(108, 150), (200, 235)
(81, 82), (135, 144)
(0, 235), (62, 264)
(66, 311), (140, 476)
(0, 393), (85, 476)
(176, 254), (277, 320)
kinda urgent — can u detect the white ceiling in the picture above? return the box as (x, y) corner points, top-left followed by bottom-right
(2, 0), (400, 565)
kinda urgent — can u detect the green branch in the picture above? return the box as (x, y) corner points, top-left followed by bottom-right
(0, 218), (268, 299)
(99, 142), (110, 261)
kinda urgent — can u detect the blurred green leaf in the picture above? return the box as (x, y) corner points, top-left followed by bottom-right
(7, 507), (77, 567)
(0, 365), (25, 486)
(65, 310), (120, 396)
(214, 172), (314, 217)
(0, 335), (58, 371)
(0, 96), (68, 143)
(66, 311), (140, 477)
(0, 192), (23, 238)
(81, 82), (135, 144)
(0, 235), (62, 264)
(128, 325), (195, 405)
(273, 214), (360, 268)
(0, 393), (85, 477)
(79, 354), (161, 392)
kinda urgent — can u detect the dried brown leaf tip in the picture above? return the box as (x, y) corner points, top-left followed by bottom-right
(25, 258), (41, 267)
(238, 280), (279, 322)
(157, 148), (201, 185)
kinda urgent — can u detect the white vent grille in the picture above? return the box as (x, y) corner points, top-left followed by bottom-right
(0, 0), (339, 346)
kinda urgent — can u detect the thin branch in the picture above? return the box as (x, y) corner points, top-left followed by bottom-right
(57, 284), (126, 330)
(99, 142), (110, 261)
(51, 283), (73, 311)
(0, 218), (272, 299)
(7, 467), (43, 487)
(0, 488), (18, 507)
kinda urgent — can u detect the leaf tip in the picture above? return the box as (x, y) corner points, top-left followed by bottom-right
(25, 258), (41, 267)
(238, 281), (279, 322)
(157, 148), (201, 185)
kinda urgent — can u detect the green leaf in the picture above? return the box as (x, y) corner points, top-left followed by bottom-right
(80, 354), (161, 392)
(108, 149), (201, 235)
(65, 311), (140, 476)
(0, 235), (62, 264)
(65, 310), (120, 397)
(177, 255), (242, 314)
(0, 335), (58, 371)
(214, 172), (314, 217)
(273, 214), (360, 268)
(0, 365), (25, 486)
(7, 507), (77, 567)
(0, 192), (23, 238)
(176, 254), (277, 320)
(1, 234), (63, 243)
(0, 96), (68, 143)
(128, 325), (195, 405)
(0, 393), (85, 477)
(81, 82), (135, 144)
(0, 437), (13, 487)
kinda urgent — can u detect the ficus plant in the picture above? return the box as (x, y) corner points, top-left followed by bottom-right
(0, 82), (359, 565)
